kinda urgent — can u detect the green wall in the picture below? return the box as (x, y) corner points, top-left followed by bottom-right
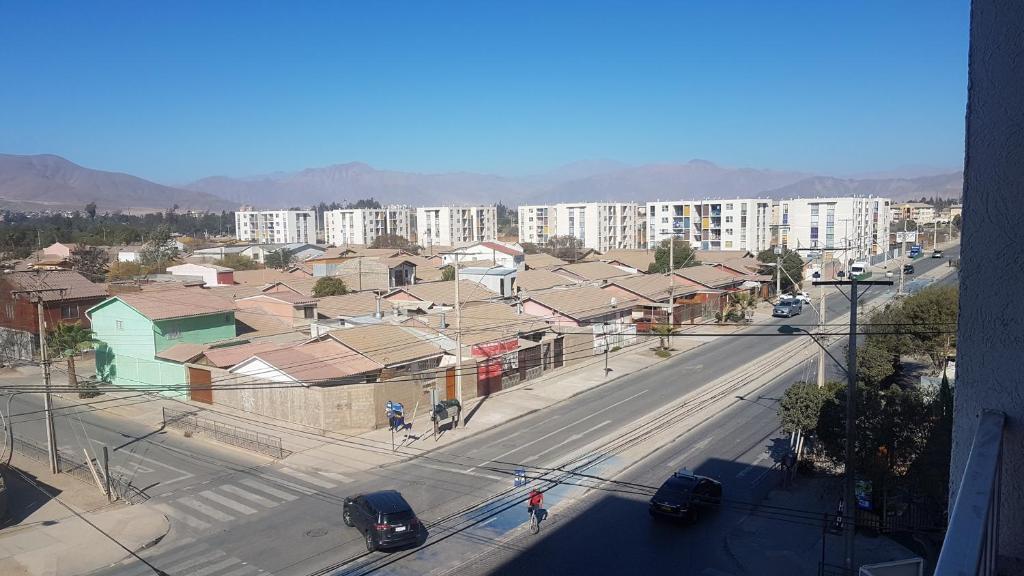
(153, 311), (236, 353)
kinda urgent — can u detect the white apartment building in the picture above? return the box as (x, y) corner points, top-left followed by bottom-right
(893, 202), (936, 225)
(645, 199), (773, 253)
(235, 208), (316, 244)
(518, 203), (640, 251)
(776, 197), (893, 263)
(416, 206), (497, 247)
(323, 206), (413, 246)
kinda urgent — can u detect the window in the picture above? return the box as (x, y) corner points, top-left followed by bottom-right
(61, 304), (78, 319)
(725, 203), (734, 211)
(725, 216), (733, 223)
(303, 307), (315, 319)
(115, 320), (124, 331)
(3, 303), (14, 320)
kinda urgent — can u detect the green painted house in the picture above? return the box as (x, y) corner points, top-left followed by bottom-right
(87, 289), (237, 395)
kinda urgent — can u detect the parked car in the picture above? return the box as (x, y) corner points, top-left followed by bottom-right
(649, 470), (722, 522)
(903, 264), (915, 275)
(343, 490), (421, 551)
(932, 250), (943, 258)
(773, 298), (803, 317)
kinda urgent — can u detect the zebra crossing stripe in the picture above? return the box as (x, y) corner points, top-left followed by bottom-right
(279, 467), (338, 489)
(256, 475), (318, 495)
(220, 484), (279, 508)
(152, 503), (212, 531)
(178, 496), (236, 522)
(190, 557), (244, 576)
(162, 550), (227, 573)
(240, 478), (299, 501)
(199, 490), (258, 515)
(316, 470), (354, 483)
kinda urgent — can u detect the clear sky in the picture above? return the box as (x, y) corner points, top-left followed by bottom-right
(0, 0), (969, 184)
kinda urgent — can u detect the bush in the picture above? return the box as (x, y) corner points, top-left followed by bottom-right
(655, 349), (672, 358)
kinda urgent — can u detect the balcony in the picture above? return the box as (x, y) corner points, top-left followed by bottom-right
(934, 410), (1006, 576)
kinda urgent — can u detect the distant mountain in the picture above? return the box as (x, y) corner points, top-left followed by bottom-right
(0, 154), (234, 213)
(762, 172), (963, 202)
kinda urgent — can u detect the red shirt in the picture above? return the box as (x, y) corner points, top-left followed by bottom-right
(529, 492), (543, 507)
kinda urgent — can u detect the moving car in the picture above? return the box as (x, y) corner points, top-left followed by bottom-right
(343, 490), (421, 552)
(778, 291), (811, 304)
(649, 470), (722, 522)
(903, 264), (915, 275)
(932, 250), (943, 258)
(773, 298), (803, 317)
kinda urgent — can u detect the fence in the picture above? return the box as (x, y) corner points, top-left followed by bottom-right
(10, 435), (149, 504)
(162, 407), (285, 459)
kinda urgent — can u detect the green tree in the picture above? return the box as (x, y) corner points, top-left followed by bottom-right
(441, 266), (456, 281)
(370, 234), (417, 252)
(85, 202), (97, 219)
(106, 260), (144, 280)
(47, 322), (97, 397)
(520, 242), (540, 255)
(756, 248), (804, 293)
(541, 235), (585, 261)
(648, 238), (698, 273)
(264, 249), (294, 269)
(68, 245), (109, 280)
(215, 254), (261, 271)
(139, 224), (179, 272)
(651, 323), (675, 350)
(313, 276), (349, 297)
(855, 342), (897, 387)
(951, 213), (961, 233)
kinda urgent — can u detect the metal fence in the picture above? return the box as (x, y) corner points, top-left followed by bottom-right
(10, 435), (149, 504)
(162, 407), (285, 459)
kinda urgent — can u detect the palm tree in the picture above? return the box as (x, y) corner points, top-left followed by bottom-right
(48, 322), (96, 393)
(652, 323), (675, 350)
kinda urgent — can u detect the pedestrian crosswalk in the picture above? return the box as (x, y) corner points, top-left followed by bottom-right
(151, 467), (351, 534)
(97, 539), (269, 576)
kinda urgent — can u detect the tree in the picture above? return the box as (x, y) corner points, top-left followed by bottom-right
(541, 235), (585, 261)
(648, 238), (698, 273)
(855, 341), (897, 388)
(215, 254), (261, 271)
(313, 276), (349, 297)
(106, 260), (144, 280)
(756, 248), (804, 293)
(651, 323), (675, 351)
(264, 249), (294, 269)
(68, 245), (109, 280)
(779, 381), (832, 435)
(370, 234), (417, 252)
(520, 242), (540, 255)
(85, 202), (97, 220)
(139, 224), (179, 272)
(441, 266), (456, 281)
(951, 214), (961, 233)
(47, 322), (97, 397)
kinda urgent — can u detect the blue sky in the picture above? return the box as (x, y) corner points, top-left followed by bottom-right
(0, 1), (969, 183)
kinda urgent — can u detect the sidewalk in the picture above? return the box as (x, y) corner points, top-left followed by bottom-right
(725, 476), (921, 575)
(0, 455), (169, 576)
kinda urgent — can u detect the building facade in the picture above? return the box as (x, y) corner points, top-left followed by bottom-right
(234, 208), (316, 244)
(646, 199), (772, 253)
(775, 197), (893, 263)
(892, 202), (936, 224)
(416, 206), (497, 247)
(518, 203), (640, 251)
(323, 206), (414, 246)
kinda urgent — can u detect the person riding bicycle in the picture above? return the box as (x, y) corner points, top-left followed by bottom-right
(527, 488), (544, 519)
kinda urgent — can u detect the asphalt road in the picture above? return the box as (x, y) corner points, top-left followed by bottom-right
(72, 246), (960, 576)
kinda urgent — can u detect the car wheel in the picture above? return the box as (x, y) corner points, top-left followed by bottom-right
(365, 530), (377, 552)
(343, 508), (353, 527)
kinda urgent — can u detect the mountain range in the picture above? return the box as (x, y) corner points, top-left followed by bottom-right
(0, 153), (963, 213)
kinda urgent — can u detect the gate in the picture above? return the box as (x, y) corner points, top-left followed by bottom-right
(188, 367), (213, 404)
(445, 367), (456, 400)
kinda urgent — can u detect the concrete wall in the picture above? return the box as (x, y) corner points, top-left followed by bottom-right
(950, 0), (1024, 567)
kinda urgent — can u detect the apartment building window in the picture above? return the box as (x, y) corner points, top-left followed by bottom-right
(725, 216), (733, 223)
(725, 228), (734, 235)
(725, 203), (734, 211)
(661, 205), (668, 212)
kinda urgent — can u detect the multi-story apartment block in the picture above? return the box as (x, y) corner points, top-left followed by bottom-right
(645, 199), (773, 253)
(235, 208), (315, 244)
(776, 197), (893, 263)
(416, 206), (497, 247)
(323, 206), (413, 246)
(518, 203), (640, 251)
(892, 202), (936, 224)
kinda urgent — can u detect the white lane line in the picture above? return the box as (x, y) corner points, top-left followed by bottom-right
(191, 557), (243, 576)
(199, 490), (258, 515)
(279, 467), (338, 489)
(240, 478), (299, 501)
(666, 436), (716, 469)
(257, 475), (318, 495)
(412, 461), (504, 481)
(178, 496), (236, 522)
(317, 470), (354, 483)
(736, 451), (771, 479)
(152, 503), (212, 531)
(467, 389), (649, 473)
(220, 484), (279, 508)
(163, 550), (227, 573)
(218, 565), (259, 576)
(521, 420), (612, 464)
(93, 439), (195, 485)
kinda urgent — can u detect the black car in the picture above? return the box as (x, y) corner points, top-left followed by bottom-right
(649, 470), (722, 522)
(903, 264), (915, 275)
(343, 490), (421, 551)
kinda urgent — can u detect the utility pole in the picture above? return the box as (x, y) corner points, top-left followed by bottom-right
(898, 218), (908, 295)
(453, 253), (463, 427)
(817, 283), (827, 388)
(775, 246), (782, 297)
(814, 277), (892, 572)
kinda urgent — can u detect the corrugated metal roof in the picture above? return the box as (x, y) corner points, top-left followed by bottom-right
(523, 253), (568, 269)
(316, 292), (382, 318)
(389, 280), (498, 306)
(525, 285), (645, 321)
(100, 289), (235, 321)
(154, 342), (209, 363)
(326, 323), (444, 366)
(552, 262), (634, 282)
(514, 269), (576, 291)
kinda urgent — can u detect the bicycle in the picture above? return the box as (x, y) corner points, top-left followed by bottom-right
(529, 507), (541, 534)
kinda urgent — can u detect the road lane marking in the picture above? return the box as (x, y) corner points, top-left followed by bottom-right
(521, 420), (612, 463)
(316, 470), (354, 483)
(191, 557), (243, 576)
(152, 503), (211, 530)
(178, 496), (236, 522)
(279, 467), (338, 489)
(467, 389), (649, 473)
(163, 550), (227, 573)
(199, 490), (258, 515)
(412, 461), (504, 481)
(257, 474), (318, 495)
(666, 435), (716, 469)
(220, 484), (279, 508)
(93, 439), (195, 485)
(240, 479), (299, 501)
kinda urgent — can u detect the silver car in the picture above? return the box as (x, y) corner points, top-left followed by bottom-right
(772, 298), (803, 318)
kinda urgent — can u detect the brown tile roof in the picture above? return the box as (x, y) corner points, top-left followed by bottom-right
(514, 269), (576, 291)
(412, 301), (549, 346)
(586, 250), (656, 272)
(1, 270), (107, 302)
(202, 341), (290, 368)
(326, 324), (444, 366)
(248, 339), (382, 382)
(523, 253), (567, 269)
(606, 274), (700, 301)
(388, 280), (498, 306)
(154, 342), (209, 363)
(478, 241), (523, 256)
(552, 261), (635, 282)
(231, 269), (295, 286)
(234, 309), (295, 337)
(109, 289), (236, 321)
(694, 250), (756, 264)
(674, 265), (746, 288)
(241, 292), (315, 306)
(524, 285), (647, 321)
(264, 278), (320, 297)
(316, 292), (382, 318)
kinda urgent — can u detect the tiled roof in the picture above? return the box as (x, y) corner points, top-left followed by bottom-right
(606, 274), (700, 301)
(412, 301), (549, 346)
(230, 269), (295, 286)
(202, 341), (290, 368)
(388, 280), (498, 306)
(264, 278), (320, 297)
(234, 309), (295, 338)
(586, 250), (655, 272)
(524, 285), (645, 321)
(155, 342), (209, 363)
(673, 265), (746, 288)
(326, 324), (444, 366)
(112, 289), (236, 321)
(316, 292), (382, 318)
(514, 269), (575, 291)
(694, 250), (756, 264)
(523, 253), (567, 269)
(1, 270), (107, 302)
(552, 261), (634, 282)
(248, 339), (382, 382)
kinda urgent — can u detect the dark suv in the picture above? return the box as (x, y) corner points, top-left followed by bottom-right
(649, 470), (722, 523)
(343, 490), (420, 551)
(903, 264), (915, 275)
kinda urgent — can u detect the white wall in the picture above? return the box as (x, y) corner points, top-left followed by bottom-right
(324, 207), (413, 246)
(235, 210), (316, 244)
(166, 263), (226, 287)
(416, 206), (497, 246)
(646, 199), (772, 253)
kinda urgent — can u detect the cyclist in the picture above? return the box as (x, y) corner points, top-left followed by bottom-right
(527, 488), (544, 519)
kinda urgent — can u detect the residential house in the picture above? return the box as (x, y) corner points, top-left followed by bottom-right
(42, 242), (78, 260)
(0, 270), (109, 361)
(167, 263), (234, 287)
(231, 268), (296, 287)
(457, 267), (517, 297)
(521, 285), (642, 361)
(513, 269), (577, 293)
(87, 290), (236, 393)
(584, 249), (656, 274)
(117, 245), (148, 263)
(236, 293), (317, 328)
(602, 273), (705, 326)
(550, 261), (635, 283)
(312, 256), (416, 291)
(385, 280), (498, 307)
(523, 253), (567, 269)
(441, 241), (525, 269)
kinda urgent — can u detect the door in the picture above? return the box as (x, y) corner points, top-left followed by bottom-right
(553, 337), (564, 368)
(188, 367), (213, 404)
(445, 368), (456, 400)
